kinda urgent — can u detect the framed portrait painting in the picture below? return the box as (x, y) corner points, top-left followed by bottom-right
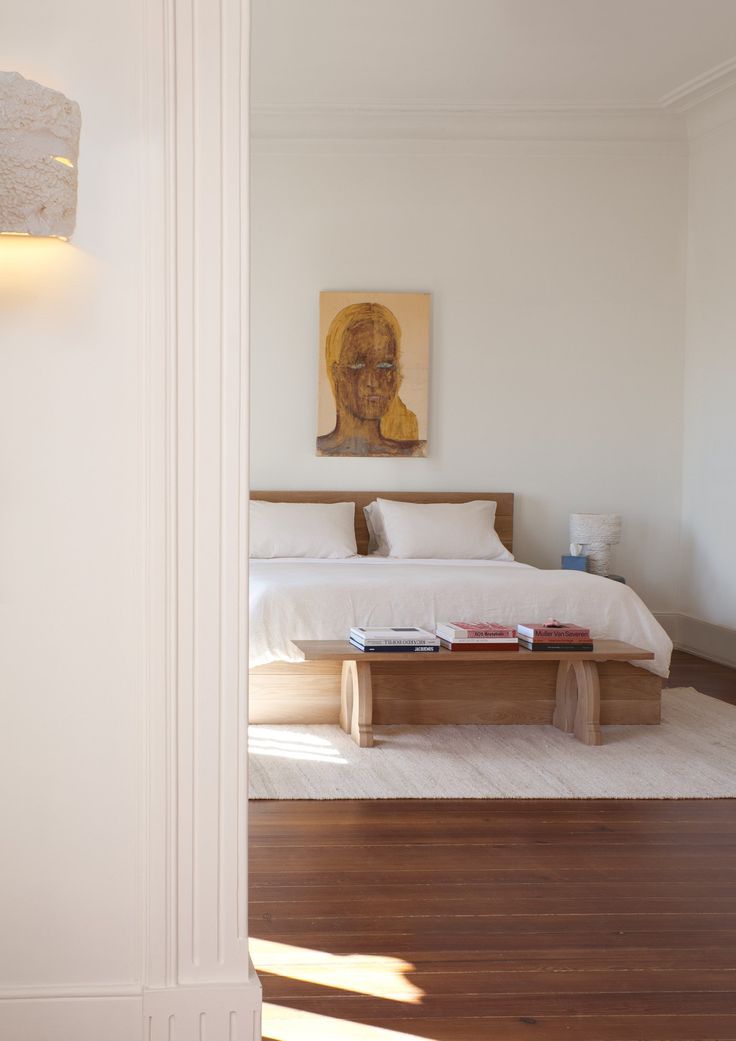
(316, 291), (430, 458)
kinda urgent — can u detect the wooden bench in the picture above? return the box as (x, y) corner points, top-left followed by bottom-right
(292, 640), (655, 748)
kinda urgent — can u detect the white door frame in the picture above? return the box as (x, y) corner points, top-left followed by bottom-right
(142, 0), (260, 1036)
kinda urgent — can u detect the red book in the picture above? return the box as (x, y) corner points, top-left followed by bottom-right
(440, 621), (517, 640)
(517, 621), (591, 642)
(440, 639), (520, 652)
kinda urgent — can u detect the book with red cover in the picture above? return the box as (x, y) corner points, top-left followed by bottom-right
(438, 636), (520, 644)
(440, 639), (519, 652)
(439, 621), (517, 640)
(516, 621), (591, 642)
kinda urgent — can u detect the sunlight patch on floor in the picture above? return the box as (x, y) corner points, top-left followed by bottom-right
(262, 1002), (438, 1041)
(249, 728), (348, 764)
(251, 938), (424, 1004)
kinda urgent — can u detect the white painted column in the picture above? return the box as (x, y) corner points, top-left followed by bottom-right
(143, 0), (260, 1036)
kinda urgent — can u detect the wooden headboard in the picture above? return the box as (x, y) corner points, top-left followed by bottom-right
(250, 491), (514, 555)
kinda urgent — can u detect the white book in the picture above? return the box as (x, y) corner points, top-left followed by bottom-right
(350, 626), (439, 646)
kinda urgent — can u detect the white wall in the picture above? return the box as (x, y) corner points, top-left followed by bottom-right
(682, 104), (736, 630)
(0, 0), (144, 998)
(1, 4), (260, 1037)
(251, 140), (688, 610)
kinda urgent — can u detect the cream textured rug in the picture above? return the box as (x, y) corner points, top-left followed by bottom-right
(249, 688), (736, 799)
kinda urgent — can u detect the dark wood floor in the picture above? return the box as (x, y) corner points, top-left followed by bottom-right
(668, 649), (736, 705)
(250, 651), (736, 1041)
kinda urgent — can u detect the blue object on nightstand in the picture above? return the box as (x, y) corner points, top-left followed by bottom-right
(561, 554), (589, 572)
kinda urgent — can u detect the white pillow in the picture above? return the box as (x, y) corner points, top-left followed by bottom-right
(374, 498), (513, 560)
(250, 501), (357, 558)
(364, 501), (390, 556)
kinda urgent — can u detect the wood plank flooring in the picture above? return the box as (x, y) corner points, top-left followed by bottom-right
(250, 652), (736, 1041)
(669, 649), (736, 706)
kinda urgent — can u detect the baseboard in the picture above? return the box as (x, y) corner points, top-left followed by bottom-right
(654, 612), (680, 642)
(0, 994), (142, 1041)
(655, 612), (736, 669)
(0, 974), (263, 1041)
(144, 977), (263, 1041)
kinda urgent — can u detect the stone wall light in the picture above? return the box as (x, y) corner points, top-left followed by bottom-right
(0, 71), (81, 240)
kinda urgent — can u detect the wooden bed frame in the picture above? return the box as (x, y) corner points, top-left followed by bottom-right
(249, 491), (663, 727)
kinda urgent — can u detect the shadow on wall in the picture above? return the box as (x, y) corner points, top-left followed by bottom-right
(510, 495), (553, 568)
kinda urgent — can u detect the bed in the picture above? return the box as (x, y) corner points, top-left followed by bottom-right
(249, 491), (671, 727)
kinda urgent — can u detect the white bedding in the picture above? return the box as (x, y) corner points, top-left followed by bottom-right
(249, 558), (672, 677)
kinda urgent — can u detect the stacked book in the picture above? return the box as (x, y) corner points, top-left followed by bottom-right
(435, 621), (519, 652)
(516, 621), (593, 652)
(349, 626), (440, 653)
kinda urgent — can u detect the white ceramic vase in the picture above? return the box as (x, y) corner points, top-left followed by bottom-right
(569, 514), (622, 577)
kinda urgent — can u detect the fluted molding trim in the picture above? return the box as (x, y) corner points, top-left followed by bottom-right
(142, 0), (259, 1034)
(145, 987), (261, 1041)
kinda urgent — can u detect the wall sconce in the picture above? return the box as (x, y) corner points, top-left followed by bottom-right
(0, 71), (80, 240)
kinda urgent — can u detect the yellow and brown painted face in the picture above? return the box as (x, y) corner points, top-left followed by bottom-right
(332, 318), (400, 421)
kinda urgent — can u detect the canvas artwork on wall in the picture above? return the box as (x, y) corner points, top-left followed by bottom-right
(317, 291), (430, 457)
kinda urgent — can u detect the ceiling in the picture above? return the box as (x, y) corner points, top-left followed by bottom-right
(251, 0), (736, 110)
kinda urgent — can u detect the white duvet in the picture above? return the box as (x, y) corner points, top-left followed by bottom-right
(249, 558), (672, 677)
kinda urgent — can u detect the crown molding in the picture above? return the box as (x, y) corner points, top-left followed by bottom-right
(660, 56), (736, 112)
(684, 80), (736, 141)
(252, 54), (736, 144)
(251, 100), (686, 143)
(252, 136), (688, 158)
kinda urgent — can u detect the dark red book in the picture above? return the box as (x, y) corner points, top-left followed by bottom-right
(518, 640), (594, 652)
(440, 639), (519, 652)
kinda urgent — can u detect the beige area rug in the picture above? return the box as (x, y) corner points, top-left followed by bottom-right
(248, 688), (736, 799)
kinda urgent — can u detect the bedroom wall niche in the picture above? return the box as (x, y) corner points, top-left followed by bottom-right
(250, 138), (687, 612)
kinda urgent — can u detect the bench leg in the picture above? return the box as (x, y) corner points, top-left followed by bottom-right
(572, 660), (602, 746)
(553, 661), (577, 733)
(339, 661), (352, 734)
(553, 660), (603, 745)
(340, 659), (374, 747)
